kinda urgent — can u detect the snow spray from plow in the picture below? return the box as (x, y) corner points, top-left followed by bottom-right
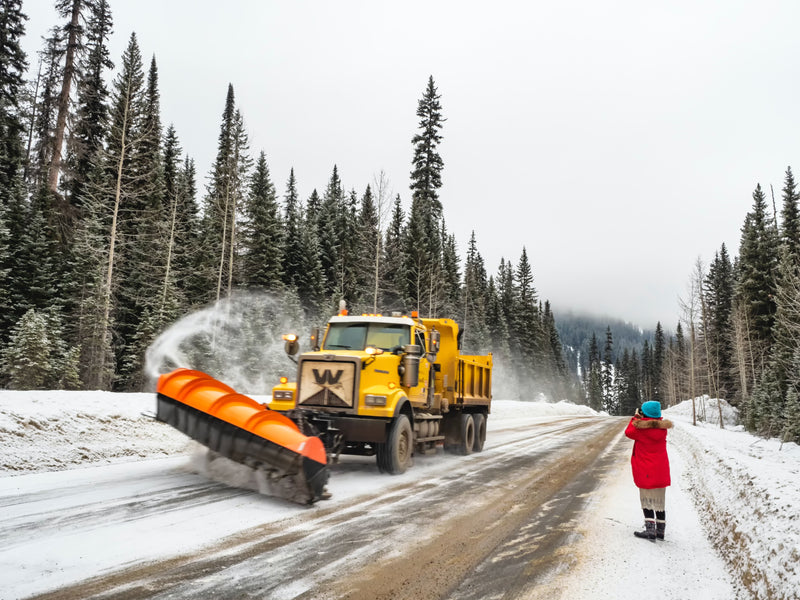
(156, 368), (329, 504)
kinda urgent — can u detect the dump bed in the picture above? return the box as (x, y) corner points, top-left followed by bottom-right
(422, 318), (492, 410)
(456, 354), (492, 407)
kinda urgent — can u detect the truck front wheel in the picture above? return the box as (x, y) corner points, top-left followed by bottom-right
(376, 414), (413, 474)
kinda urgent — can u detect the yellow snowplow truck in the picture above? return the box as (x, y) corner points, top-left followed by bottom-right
(155, 310), (492, 504)
(270, 312), (493, 474)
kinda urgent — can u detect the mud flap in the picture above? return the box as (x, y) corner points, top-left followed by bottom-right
(156, 369), (328, 504)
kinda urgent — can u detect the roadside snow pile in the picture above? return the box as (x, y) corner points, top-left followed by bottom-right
(666, 398), (800, 600)
(0, 390), (190, 474)
(0, 391), (594, 476)
(490, 398), (599, 419)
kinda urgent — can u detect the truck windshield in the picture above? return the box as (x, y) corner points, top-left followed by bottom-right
(323, 323), (411, 351)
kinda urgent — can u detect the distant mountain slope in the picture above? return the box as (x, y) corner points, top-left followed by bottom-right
(555, 311), (660, 377)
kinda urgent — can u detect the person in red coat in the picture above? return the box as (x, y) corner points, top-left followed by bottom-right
(625, 400), (674, 542)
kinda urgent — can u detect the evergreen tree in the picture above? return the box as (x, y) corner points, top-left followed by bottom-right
(281, 168), (303, 290)
(462, 231), (488, 352)
(771, 167), (800, 399)
(357, 184), (380, 312)
(737, 184), (780, 360)
(485, 275), (510, 363)
(241, 151), (283, 289)
(76, 32), (146, 389)
(653, 322), (665, 402)
(405, 76), (445, 315)
(586, 332), (604, 411)
(0, 0), (29, 341)
(603, 326), (615, 413)
(0, 308), (52, 389)
(440, 222), (460, 318)
(779, 166), (800, 266)
(512, 247), (539, 389)
(335, 187), (360, 304)
(318, 165), (344, 298)
(410, 75), (445, 216)
(703, 244), (735, 400)
(202, 85), (251, 304)
(380, 195), (406, 311)
(156, 124), (185, 322)
(64, 0), (112, 210)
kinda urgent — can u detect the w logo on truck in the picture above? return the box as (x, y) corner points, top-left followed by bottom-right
(312, 368), (344, 386)
(299, 360), (356, 408)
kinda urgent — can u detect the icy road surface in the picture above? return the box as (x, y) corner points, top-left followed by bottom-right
(0, 398), (739, 600)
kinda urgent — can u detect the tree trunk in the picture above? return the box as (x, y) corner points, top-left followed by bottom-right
(100, 75), (132, 389)
(48, 0), (82, 196)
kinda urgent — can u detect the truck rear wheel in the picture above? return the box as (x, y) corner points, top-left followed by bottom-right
(472, 413), (486, 452)
(458, 413), (475, 455)
(376, 414), (413, 474)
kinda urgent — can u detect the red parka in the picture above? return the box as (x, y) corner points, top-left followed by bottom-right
(624, 416), (673, 489)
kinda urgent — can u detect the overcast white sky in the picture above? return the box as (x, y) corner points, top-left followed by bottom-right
(19, 0), (800, 328)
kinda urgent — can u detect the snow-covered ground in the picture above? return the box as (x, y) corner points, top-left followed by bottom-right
(1, 391), (798, 599)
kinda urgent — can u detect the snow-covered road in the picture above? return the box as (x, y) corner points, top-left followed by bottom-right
(1, 392), (797, 599)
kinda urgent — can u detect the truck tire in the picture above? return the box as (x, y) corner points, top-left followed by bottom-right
(376, 414), (413, 474)
(472, 413), (486, 452)
(458, 413), (475, 455)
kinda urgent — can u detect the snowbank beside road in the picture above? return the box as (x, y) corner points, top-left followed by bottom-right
(0, 390), (190, 474)
(0, 391), (595, 476)
(666, 398), (800, 600)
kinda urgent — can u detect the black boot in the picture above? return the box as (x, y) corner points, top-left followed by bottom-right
(634, 508), (656, 542)
(656, 511), (666, 540)
(634, 520), (656, 542)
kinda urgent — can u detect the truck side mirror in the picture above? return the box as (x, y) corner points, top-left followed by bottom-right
(430, 329), (440, 354)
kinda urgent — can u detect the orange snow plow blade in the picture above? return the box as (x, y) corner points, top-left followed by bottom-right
(156, 368), (328, 504)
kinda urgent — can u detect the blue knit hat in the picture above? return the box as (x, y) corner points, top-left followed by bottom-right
(641, 401), (662, 418)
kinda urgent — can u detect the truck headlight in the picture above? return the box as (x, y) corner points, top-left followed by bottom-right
(365, 394), (387, 406)
(273, 390), (293, 400)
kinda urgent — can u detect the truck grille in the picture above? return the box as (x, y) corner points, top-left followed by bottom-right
(298, 359), (357, 409)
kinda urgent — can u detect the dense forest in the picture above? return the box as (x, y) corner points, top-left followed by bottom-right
(0, 0), (576, 401)
(1, 1), (799, 445)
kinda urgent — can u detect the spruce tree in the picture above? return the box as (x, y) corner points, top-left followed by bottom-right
(440, 222), (460, 317)
(357, 184), (380, 311)
(281, 168), (303, 291)
(202, 85), (251, 304)
(405, 76), (445, 314)
(653, 322), (665, 402)
(512, 247), (539, 390)
(318, 165), (344, 299)
(586, 332), (604, 411)
(241, 151), (283, 290)
(380, 195), (406, 311)
(410, 75), (445, 216)
(0, 0), (29, 341)
(703, 245), (735, 400)
(737, 183), (780, 358)
(603, 326), (615, 413)
(0, 308), (52, 389)
(74, 32), (146, 389)
(462, 231), (489, 353)
(64, 0), (112, 210)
